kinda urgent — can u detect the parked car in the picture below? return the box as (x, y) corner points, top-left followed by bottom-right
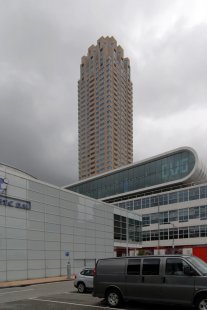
(74, 267), (94, 293)
(93, 255), (207, 309)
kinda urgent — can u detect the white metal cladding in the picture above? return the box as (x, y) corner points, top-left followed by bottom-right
(187, 149), (207, 183)
(0, 164), (115, 282)
(0, 163), (36, 180)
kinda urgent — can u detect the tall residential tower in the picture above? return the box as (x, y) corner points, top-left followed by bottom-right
(78, 36), (133, 180)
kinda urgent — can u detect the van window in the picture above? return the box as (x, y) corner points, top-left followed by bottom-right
(127, 259), (141, 275)
(186, 256), (207, 274)
(142, 258), (160, 275)
(97, 258), (125, 274)
(165, 258), (190, 276)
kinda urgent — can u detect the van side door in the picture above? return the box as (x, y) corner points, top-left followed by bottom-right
(126, 257), (163, 302)
(161, 257), (196, 305)
(126, 258), (142, 299)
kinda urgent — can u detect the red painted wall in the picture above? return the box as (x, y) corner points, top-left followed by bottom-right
(193, 247), (207, 262)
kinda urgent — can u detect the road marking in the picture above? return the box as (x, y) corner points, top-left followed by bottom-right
(29, 297), (125, 309)
(62, 292), (77, 294)
(0, 289), (33, 295)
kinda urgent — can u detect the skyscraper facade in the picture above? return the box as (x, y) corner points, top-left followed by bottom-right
(78, 36), (133, 180)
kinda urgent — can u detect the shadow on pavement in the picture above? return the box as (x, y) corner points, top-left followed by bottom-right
(99, 299), (192, 310)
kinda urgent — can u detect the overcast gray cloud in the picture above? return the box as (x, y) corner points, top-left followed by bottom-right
(0, 0), (207, 186)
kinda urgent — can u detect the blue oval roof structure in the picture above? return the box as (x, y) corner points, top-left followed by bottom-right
(65, 147), (207, 200)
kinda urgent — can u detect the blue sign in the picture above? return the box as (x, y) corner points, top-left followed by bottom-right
(0, 195), (31, 210)
(0, 178), (8, 194)
(65, 251), (70, 257)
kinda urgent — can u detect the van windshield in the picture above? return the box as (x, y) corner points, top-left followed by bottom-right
(186, 256), (207, 274)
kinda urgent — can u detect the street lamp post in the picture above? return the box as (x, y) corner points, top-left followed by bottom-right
(126, 217), (129, 256)
(125, 209), (129, 256)
(167, 222), (176, 254)
(157, 203), (160, 254)
(171, 223), (175, 254)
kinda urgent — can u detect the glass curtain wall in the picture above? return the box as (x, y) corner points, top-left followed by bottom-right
(114, 214), (141, 243)
(69, 150), (195, 199)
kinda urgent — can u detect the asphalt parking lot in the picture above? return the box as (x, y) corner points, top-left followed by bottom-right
(0, 281), (193, 310)
(0, 294), (193, 310)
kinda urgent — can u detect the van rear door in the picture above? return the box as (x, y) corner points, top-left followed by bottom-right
(94, 258), (126, 298)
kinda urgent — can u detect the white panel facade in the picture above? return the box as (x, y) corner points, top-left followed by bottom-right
(0, 166), (114, 281)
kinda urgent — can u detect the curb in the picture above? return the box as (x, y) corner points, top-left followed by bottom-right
(0, 277), (73, 289)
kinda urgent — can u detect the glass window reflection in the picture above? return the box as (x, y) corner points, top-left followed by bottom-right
(69, 150), (195, 199)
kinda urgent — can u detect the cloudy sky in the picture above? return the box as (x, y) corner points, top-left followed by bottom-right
(0, 0), (207, 186)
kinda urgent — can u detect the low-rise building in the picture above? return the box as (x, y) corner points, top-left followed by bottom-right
(0, 163), (141, 281)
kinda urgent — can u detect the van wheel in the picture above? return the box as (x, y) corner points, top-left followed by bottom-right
(195, 295), (207, 310)
(106, 289), (122, 308)
(77, 282), (86, 293)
